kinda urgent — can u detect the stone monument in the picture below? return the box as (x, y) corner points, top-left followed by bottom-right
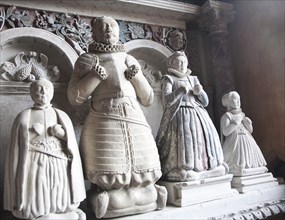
(3, 78), (86, 219)
(221, 91), (278, 193)
(67, 16), (167, 218)
(156, 51), (235, 207)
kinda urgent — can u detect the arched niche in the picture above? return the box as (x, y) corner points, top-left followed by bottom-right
(125, 39), (172, 137)
(0, 26), (80, 137)
(0, 27), (80, 130)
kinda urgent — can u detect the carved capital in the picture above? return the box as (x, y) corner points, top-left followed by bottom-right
(199, 0), (235, 36)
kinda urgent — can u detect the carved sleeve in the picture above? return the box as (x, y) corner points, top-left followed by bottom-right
(221, 113), (240, 137)
(242, 117), (253, 133)
(67, 53), (106, 106)
(125, 55), (154, 107)
(193, 76), (209, 107)
(161, 75), (186, 108)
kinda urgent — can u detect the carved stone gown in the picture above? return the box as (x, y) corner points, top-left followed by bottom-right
(4, 106), (85, 219)
(221, 110), (267, 174)
(156, 73), (224, 180)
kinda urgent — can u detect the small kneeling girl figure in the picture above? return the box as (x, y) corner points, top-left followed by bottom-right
(221, 91), (267, 176)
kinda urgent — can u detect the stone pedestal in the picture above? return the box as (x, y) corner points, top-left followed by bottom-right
(231, 172), (279, 193)
(118, 184), (285, 219)
(158, 174), (238, 207)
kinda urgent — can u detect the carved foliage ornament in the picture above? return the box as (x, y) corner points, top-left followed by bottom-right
(4, 5), (32, 29)
(118, 20), (187, 52)
(0, 6), (93, 53)
(0, 51), (60, 82)
(34, 11), (93, 52)
(0, 6), (187, 52)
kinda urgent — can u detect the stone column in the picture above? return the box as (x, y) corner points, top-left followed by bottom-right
(199, 0), (235, 126)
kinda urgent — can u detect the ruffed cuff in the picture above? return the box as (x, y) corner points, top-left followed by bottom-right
(124, 65), (139, 80)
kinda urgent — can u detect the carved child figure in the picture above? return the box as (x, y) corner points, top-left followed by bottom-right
(4, 78), (86, 219)
(221, 91), (267, 176)
(67, 16), (167, 218)
(156, 51), (227, 182)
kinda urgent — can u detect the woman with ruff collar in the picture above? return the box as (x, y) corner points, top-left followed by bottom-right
(156, 52), (227, 182)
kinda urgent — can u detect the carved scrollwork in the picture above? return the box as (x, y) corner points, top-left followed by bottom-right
(212, 199), (285, 220)
(4, 5), (32, 28)
(34, 11), (93, 53)
(117, 20), (186, 49)
(0, 51), (60, 82)
(0, 6), (186, 54)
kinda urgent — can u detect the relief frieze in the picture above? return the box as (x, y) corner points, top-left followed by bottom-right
(0, 5), (187, 54)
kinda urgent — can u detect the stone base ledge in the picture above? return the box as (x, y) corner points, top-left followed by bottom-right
(158, 174), (237, 207)
(232, 172), (279, 193)
(118, 184), (285, 219)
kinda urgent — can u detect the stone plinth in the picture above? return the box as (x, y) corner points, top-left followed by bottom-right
(158, 174), (237, 207)
(231, 172), (279, 193)
(118, 184), (285, 219)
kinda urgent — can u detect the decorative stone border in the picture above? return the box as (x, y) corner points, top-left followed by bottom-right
(0, 5), (187, 54)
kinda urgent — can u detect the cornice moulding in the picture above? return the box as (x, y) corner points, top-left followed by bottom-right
(0, 0), (201, 29)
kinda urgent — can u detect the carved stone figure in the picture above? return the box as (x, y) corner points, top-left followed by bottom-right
(4, 78), (86, 219)
(67, 16), (167, 218)
(156, 51), (227, 182)
(221, 91), (268, 176)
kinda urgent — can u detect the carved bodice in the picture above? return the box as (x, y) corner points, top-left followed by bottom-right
(28, 107), (66, 158)
(228, 112), (249, 135)
(91, 52), (137, 102)
(170, 75), (199, 107)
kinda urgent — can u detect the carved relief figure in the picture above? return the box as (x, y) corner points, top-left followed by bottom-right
(221, 91), (267, 176)
(164, 29), (186, 52)
(156, 51), (227, 182)
(4, 78), (86, 219)
(67, 16), (166, 218)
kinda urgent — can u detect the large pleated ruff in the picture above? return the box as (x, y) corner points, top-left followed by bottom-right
(222, 124), (267, 171)
(161, 105), (224, 175)
(13, 138), (78, 219)
(80, 97), (162, 190)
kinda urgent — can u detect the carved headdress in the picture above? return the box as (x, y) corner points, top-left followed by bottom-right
(167, 51), (188, 68)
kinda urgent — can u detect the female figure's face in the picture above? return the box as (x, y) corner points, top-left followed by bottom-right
(31, 81), (54, 106)
(94, 17), (119, 45)
(231, 93), (241, 109)
(171, 55), (188, 75)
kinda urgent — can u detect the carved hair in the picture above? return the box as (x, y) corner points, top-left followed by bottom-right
(167, 51), (188, 68)
(92, 16), (119, 33)
(92, 16), (119, 44)
(93, 16), (114, 28)
(222, 91), (240, 109)
(30, 77), (54, 93)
